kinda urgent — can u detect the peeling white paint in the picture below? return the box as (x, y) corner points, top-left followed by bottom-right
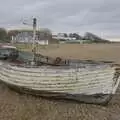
(0, 63), (119, 96)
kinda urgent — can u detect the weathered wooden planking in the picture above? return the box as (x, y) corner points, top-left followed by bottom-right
(0, 63), (117, 94)
(0, 61), (120, 105)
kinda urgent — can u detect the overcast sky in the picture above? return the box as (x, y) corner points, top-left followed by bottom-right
(0, 0), (120, 38)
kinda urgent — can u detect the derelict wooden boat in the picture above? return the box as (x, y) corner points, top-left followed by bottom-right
(0, 59), (120, 105)
(0, 44), (120, 105)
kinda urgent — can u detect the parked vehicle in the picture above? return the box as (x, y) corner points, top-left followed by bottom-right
(0, 44), (18, 60)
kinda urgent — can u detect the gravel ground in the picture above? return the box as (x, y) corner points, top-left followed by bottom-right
(0, 83), (120, 120)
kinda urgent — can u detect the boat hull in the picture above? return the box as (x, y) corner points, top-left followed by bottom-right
(0, 61), (119, 105)
(0, 80), (112, 105)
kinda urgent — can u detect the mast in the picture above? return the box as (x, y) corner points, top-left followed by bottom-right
(32, 18), (37, 63)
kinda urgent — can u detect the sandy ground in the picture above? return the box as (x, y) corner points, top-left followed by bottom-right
(0, 43), (120, 120)
(40, 43), (120, 64)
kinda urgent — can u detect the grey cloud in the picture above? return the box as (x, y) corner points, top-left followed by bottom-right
(91, 0), (120, 12)
(0, 0), (120, 38)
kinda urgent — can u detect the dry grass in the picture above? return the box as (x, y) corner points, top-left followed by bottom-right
(1, 43), (120, 120)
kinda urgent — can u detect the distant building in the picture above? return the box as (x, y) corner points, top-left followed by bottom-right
(10, 30), (53, 45)
(52, 33), (76, 41)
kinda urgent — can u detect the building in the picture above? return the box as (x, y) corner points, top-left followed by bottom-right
(52, 33), (76, 41)
(10, 30), (53, 45)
